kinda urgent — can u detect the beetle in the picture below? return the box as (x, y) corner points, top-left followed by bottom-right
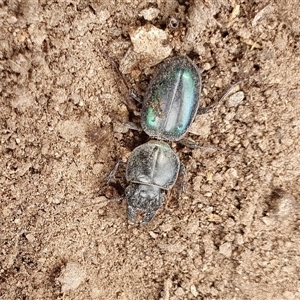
(123, 56), (201, 224)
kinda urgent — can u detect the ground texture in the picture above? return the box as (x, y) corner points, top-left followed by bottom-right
(1, 1), (300, 299)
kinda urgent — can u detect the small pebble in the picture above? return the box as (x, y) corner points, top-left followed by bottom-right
(139, 8), (160, 21)
(25, 233), (35, 243)
(120, 24), (173, 72)
(227, 91), (245, 107)
(149, 231), (158, 239)
(57, 262), (86, 293)
(219, 242), (232, 258)
(190, 284), (199, 297)
(175, 287), (185, 296)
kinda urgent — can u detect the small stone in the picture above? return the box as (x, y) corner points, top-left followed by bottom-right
(160, 223), (173, 232)
(25, 233), (35, 243)
(7, 16), (18, 24)
(274, 193), (297, 218)
(149, 231), (158, 239)
(90, 287), (102, 299)
(57, 120), (85, 140)
(227, 168), (238, 178)
(102, 115), (111, 123)
(208, 213), (222, 223)
(92, 163), (104, 175)
(227, 91), (245, 107)
(72, 93), (80, 105)
(119, 48), (139, 74)
(202, 62), (212, 71)
(231, 66), (239, 73)
(190, 285), (199, 297)
(57, 262), (86, 293)
(175, 287), (185, 296)
(283, 291), (295, 300)
(219, 242), (232, 258)
(117, 104), (129, 120)
(139, 8), (160, 21)
(2, 207), (11, 217)
(189, 114), (211, 138)
(17, 162), (32, 176)
(122, 24), (173, 72)
(113, 122), (129, 134)
(9, 54), (31, 74)
(11, 92), (34, 112)
(52, 198), (61, 204)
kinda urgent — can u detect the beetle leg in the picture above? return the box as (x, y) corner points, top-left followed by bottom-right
(179, 163), (187, 194)
(168, 163), (186, 210)
(179, 138), (221, 151)
(95, 41), (142, 104)
(107, 160), (123, 184)
(197, 79), (248, 115)
(98, 160), (125, 200)
(123, 121), (142, 131)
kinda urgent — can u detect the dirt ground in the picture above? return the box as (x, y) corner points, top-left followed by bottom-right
(1, 0), (300, 299)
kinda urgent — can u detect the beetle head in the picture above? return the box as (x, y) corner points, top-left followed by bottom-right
(125, 183), (165, 224)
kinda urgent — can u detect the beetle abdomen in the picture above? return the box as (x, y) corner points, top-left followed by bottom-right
(142, 56), (201, 141)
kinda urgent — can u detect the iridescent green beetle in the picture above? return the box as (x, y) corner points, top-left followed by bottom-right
(125, 56), (201, 223)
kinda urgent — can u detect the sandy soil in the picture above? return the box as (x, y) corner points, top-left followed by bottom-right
(1, 1), (300, 299)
